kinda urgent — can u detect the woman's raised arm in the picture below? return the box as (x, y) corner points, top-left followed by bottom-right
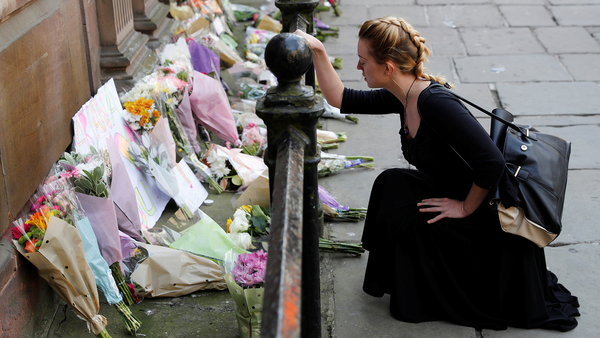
(293, 30), (344, 108)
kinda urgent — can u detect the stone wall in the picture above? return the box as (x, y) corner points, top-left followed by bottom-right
(0, 0), (92, 335)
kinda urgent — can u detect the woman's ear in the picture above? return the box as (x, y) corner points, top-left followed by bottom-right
(385, 61), (395, 76)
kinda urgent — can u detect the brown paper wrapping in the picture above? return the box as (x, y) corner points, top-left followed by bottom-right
(236, 169), (269, 208)
(14, 216), (106, 335)
(131, 242), (227, 298)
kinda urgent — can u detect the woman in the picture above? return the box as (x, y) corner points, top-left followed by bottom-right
(295, 16), (580, 331)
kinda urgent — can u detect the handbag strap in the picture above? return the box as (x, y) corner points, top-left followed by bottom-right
(429, 83), (529, 137)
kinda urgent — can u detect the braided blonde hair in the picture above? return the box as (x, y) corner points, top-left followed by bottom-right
(358, 16), (452, 88)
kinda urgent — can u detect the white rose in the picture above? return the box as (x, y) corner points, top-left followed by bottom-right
(229, 217), (249, 234)
(230, 232), (252, 250)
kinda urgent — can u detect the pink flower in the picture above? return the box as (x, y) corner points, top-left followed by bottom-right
(232, 250), (268, 288)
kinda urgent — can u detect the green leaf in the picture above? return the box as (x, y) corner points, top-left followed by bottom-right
(76, 177), (95, 192)
(252, 216), (267, 233)
(96, 183), (107, 197)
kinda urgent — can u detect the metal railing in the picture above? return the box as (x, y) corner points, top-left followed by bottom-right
(256, 1), (323, 337)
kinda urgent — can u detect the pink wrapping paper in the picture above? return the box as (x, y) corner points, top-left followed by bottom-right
(189, 71), (240, 145)
(177, 88), (201, 154)
(149, 116), (177, 165)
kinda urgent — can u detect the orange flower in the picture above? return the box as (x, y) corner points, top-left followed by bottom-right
(152, 110), (160, 118)
(26, 206), (50, 231)
(25, 239), (37, 253)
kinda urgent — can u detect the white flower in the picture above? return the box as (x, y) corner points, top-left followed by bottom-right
(233, 208), (248, 220)
(212, 165), (230, 179)
(230, 217), (250, 234)
(206, 150), (219, 164)
(142, 134), (151, 148)
(230, 232), (252, 250)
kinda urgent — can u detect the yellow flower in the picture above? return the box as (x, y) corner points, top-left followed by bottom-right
(241, 205), (252, 213)
(226, 218), (232, 233)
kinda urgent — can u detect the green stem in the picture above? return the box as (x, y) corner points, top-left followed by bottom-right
(345, 115), (359, 123)
(110, 263), (135, 306)
(96, 328), (112, 338)
(115, 301), (142, 335)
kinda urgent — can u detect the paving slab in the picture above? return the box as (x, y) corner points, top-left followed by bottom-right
(327, 252), (479, 338)
(459, 27), (545, 55)
(532, 124), (600, 170)
(344, 0), (414, 5)
(559, 54), (600, 81)
(47, 290), (239, 337)
(454, 54), (571, 82)
(483, 243), (600, 337)
(452, 83), (498, 116)
(319, 28), (361, 56)
(534, 27), (600, 54)
(559, 170), (600, 244)
(499, 5), (556, 27)
(368, 6), (428, 27)
(549, 0), (600, 4)
(513, 115), (600, 127)
(550, 5), (600, 26)
(418, 0), (490, 4)
(318, 5), (370, 27)
(494, 0), (546, 4)
(427, 56), (456, 82)
(496, 82), (600, 116)
(426, 5), (505, 28)
(418, 27), (467, 56)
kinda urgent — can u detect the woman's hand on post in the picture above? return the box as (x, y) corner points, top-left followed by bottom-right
(417, 198), (470, 224)
(293, 30), (324, 52)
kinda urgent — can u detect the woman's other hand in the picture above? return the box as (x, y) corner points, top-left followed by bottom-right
(417, 198), (470, 224)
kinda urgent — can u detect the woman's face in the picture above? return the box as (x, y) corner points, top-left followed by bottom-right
(357, 39), (387, 88)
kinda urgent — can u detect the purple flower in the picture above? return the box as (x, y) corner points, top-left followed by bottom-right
(232, 250), (268, 288)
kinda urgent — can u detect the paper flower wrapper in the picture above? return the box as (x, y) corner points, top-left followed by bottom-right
(13, 216), (107, 335)
(225, 273), (263, 338)
(129, 242), (227, 298)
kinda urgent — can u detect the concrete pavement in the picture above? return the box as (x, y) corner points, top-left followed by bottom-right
(45, 0), (600, 337)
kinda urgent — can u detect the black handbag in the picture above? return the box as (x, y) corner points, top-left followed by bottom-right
(422, 84), (571, 247)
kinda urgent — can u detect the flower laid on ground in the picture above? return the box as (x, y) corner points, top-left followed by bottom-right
(159, 94), (223, 193)
(318, 185), (367, 222)
(232, 250), (268, 288)
(318, 238), (365, 256)
(240, 123), (266, 157)
(204, 144), (243, 191)
(318, 152), (374, 177)
(123, 97), (161, 132)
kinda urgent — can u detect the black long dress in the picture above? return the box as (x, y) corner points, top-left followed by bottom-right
(340, 83), (580, 331)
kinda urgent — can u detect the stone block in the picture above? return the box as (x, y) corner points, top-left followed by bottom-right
(368, 6), (427, 27)
(494, 0), (545, 3)
(535, 27), (600, 54)
(318, 5), (369, 27)
(319, 26), (360, 56)
(496, 82), (600, 116)
(417, 27), (467, 56)
(427, 56), (456, 82)
(499, 5), (556, 27)
(418, 0), (490, 3)
(454, 54), (570, 82)
(559, 54), (600, 81)
(551, 5), (600, 26)
(534, 124), (600, 170)
(427, 5), (504, 28)
(459, 27), (545, 55)
(549, 0), (600, 4)
(452, 83), (498, 117)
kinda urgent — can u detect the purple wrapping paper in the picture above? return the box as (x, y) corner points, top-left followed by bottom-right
(77, 193), (123, 269)
(106, 138), (144, 242)
(189, 40), (220, 77)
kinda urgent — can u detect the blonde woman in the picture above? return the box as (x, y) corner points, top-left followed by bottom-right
(295, 17), (579, 331)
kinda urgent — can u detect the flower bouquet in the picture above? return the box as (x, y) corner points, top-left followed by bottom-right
(12, 195), (112, 337)
(317, 129), (347, 150)
(203, 144), (268, 192)
(318, 185), (367, 222)
(122, 97), (161, 133)
(57, 148), (138, 307)
(240, 123), (266, 157)
(318, 152), (374, 177)
(226, 205), (270, 251)
(224, 250), (267, 338)
(158, 91), (223, 193)
(42, 180), (142, 334)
